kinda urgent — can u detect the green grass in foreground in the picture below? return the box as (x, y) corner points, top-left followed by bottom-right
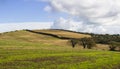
(0, 30), (120, 69)
(0, 40), (120, 69)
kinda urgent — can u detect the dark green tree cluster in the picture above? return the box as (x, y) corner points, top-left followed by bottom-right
(91, 34), (120, 51)
(80, 38), (96, 49)
(69, 38), (96, 49)
(91, 34), (120, 44)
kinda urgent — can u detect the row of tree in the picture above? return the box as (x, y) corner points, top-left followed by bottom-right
(69, 37), (96, 49)
(69, 34), (120, 51)
(90, 34), (120, 51)
(91, 34), (120, 44)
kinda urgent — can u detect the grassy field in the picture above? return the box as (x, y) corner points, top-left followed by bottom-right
(0, 30), (120, 69)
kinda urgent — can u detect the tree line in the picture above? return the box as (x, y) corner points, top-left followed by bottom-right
(91, 34), (120, 44)
(91, 34), (120, 51)
(69, 34), (120, 51)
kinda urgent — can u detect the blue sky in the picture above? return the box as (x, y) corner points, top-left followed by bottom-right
(0, 0), (66, 23)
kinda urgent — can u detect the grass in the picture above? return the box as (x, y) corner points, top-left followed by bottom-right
(0, 30), (120, 69)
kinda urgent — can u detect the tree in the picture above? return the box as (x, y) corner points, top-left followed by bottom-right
(69, 38), (96, 49)
(109, 41), (120, 51)
(80, 38), (96, 49)
(69, 39), (79, 48)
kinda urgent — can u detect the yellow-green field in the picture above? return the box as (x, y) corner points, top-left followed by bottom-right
(0, 30), (120, 69)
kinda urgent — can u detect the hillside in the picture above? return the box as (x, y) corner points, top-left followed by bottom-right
(0, 29), (90, 47)
(0, 30), (120, 69)
(34, 29), (91, 39)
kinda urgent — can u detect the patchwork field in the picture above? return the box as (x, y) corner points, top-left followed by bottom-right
(0, 30), (120, 69)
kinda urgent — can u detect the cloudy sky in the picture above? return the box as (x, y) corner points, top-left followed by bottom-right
(0, 0), (120, 34)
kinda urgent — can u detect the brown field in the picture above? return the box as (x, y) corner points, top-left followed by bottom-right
(34, 29), (91, 38)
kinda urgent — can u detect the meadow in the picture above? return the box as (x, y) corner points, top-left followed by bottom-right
(0, 30), (120, 69)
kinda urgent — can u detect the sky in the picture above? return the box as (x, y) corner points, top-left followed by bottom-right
(0, 0), (120, 34)
(0, 0), (66, 23)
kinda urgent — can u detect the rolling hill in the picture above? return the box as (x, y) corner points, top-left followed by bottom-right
(0, 29), (120, 69)
(0, 29), (91, 47)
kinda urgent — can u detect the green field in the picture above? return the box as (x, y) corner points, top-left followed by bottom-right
(0, 30), (120, 69)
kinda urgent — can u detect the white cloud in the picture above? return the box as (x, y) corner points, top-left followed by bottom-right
(51, 17), (120, 34)
(44, 5), (52, 12)
(51, 17), (83, 31)
(43, 0), (120, 34)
